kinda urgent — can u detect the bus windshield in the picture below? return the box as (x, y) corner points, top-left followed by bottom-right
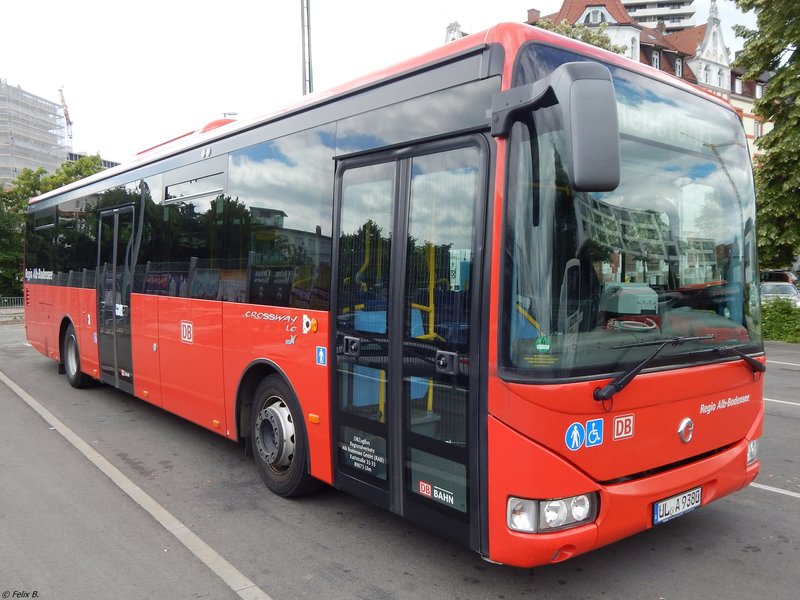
(503, 45), (762, 379)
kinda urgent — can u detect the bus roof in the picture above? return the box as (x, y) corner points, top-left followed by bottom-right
(29, 21), (735, 206)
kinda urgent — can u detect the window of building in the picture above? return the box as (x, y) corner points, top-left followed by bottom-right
(754, 120), (763, 139)
(756, 83), (764, 99)
(675, 58), (683, 78)
(651, 51), (660, 70)
(584, 10), (605, 25)
(734, 78), (742, 94)
(717, 69), (724, 88)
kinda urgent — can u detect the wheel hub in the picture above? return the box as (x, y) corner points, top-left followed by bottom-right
(255, 398), (295, 468)
(66, 335), (78, 377)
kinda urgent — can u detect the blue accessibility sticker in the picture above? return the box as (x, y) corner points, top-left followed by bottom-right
(585, 418), (604, 447)
(316, 346), (327, 366)
(565, 422), (586, 451)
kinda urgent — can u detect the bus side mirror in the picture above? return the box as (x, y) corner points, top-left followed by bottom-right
(491, 61), (620, 192)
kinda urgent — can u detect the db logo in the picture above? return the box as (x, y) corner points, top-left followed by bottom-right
(614, 414), (634, 440)
(419, 480), (432, 497)
(180, 321), (193, 344)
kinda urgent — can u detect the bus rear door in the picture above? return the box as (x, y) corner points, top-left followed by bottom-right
(97, 205), (135, 394)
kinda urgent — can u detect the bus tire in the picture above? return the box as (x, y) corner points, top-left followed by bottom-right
(251, 375), (320, 497)
(63, 323), (90, 389)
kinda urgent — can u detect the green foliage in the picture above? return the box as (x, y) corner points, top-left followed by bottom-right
(760, 298), (800, 342)
(533, 19), (628, 55)
(0, 155), (105, 296)
(0, 179), (31, 297)
(732, 0), (800, 268)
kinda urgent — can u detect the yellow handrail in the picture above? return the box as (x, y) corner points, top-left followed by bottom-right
(515, 302), (542, 332)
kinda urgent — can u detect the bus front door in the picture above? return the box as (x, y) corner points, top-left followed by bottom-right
(333, 141), (485, 548)
(97, 206), (135, 394)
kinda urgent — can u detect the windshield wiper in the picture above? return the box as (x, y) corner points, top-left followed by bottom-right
(675, 344), (766, 374)
(714, 345), (766, 372)
(593, 334), (715, 402)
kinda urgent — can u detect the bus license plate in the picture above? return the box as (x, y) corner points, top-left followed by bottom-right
(653, 487), (702, 525)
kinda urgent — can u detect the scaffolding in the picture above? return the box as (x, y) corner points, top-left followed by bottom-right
(0, 79), (67, 187)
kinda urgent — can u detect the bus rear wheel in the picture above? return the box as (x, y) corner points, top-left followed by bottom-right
(251, 375), (320, 497)
(63, 323), (90, 389)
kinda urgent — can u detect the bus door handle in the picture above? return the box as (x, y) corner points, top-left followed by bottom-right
(435, 350), (458, 375)
(343, 335), (361, 357)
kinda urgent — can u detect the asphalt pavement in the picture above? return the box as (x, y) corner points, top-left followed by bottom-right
(0, 324), (243, 599)
(1, 322), (797, 600)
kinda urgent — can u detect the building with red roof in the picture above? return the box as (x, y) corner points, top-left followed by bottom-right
(524, 0), (770, 159)
(527, 0), (640, 61)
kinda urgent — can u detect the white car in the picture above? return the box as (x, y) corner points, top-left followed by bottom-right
(760, 282), (800, 308)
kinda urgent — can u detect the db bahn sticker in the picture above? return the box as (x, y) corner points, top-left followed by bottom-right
(418, 480), (456, 507)
(180, 321), (193, 344)
(419, 480), (432, 497)
(614, 414), (635, 440)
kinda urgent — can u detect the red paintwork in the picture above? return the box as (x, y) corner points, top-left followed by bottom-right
(24, 284), (99, 377)
(487, 404), (761, 566)
(490, 362), (763, 483)
(26, 285), (333, 484)
(128, 294), (332, 482)
(479, 24), (761, 566)
(130, 294), (162, 406)
(23, 22), (757, 567)
(218, 301), (332, 482)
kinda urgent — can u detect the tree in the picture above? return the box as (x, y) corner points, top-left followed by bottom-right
(732, 0), (799, 268)
(0, 155), (105, 296)
(533, 19), (628, 55)
(0, 192), (26, 295)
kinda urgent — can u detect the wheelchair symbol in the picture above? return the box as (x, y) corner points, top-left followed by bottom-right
(565, 419), (605, 451)
(586, 418), (604, 447)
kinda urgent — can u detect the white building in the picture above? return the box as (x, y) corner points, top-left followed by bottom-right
(526, 1), (643, 63)
(621, 0), (695, 33)
(0, 79), (68, 188)
(526, 0), (771, 161)
(681, 0), (731, 94)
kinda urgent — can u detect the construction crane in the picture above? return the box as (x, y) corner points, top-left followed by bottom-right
(58, 86), (73, 142)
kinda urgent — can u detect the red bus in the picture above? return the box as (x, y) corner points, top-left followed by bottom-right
(23, 22), (764, 567)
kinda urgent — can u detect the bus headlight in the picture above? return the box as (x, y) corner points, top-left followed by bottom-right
(542, 499), (569, 528)
(569, 494), (592, 520)
(507, 493), (598, 533)
(507, 498), (537, 533)
(747, 438), (759, 465)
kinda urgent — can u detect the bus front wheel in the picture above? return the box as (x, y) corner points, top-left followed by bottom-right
(251, 375), (320, 497)
(63, 323), (90, 389)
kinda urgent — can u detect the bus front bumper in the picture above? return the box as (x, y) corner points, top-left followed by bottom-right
(486, 416), (760, 567)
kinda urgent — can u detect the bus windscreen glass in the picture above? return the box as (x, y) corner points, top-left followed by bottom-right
(504, 44), (762, 378)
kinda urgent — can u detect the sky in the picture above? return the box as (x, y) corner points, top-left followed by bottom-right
(2, 0), (756, 163)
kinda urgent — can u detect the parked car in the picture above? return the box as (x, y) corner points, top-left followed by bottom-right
(760, 270), (798, 286)
(760, 282), (800, 308)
